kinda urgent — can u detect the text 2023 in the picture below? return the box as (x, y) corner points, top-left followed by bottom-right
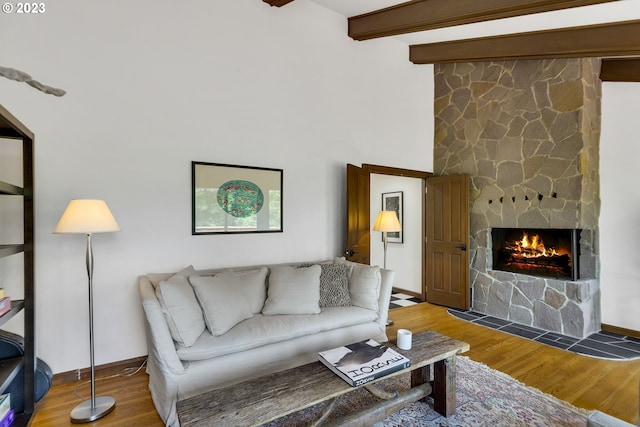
(17, 3), (45, 13)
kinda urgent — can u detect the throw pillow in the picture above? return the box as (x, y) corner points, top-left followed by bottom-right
(262, 265), (321, 315)
(155, 265), (205, 347)
(318, 263), (351, 308)
(206, 268), (268, 314)
(334, 258), (381, 311)
(189, 275), (254, 336)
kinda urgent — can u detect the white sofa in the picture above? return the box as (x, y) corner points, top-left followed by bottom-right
(139, 258), (395, 427)
(587, 411), (640, 427)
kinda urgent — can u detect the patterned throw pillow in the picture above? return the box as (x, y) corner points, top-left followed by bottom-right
(318, 263), (351, 308)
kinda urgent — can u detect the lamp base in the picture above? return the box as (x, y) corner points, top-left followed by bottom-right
(70, 396), (115, 423)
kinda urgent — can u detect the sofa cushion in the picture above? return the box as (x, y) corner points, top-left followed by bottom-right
(318, 263), (351, 308)
(190, 275), (254, 336)
(176, 306), (378, 361)
(335, 258), (381, 311)
(155, 266), (204, 347)
(203, 268), (268, 314)
(262, 265), (321, 315)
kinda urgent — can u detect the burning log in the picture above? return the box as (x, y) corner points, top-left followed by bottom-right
(502, 249), (571, 268)
(505, 242), (545, 257)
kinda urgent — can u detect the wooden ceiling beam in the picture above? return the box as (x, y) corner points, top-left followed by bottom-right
(348, 0), (617, 41)
(263, 0), (295, 7)
(409, 20), (640, 64)
(600, 58), (640, 82)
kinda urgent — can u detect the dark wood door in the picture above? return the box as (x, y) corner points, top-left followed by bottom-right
(425, 174), (470, 310)
(345, 164), (370, 264)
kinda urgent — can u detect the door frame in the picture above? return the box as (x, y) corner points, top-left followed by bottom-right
(362, 164), (431, 300)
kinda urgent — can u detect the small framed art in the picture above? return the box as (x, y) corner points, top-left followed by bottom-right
(382, 191), (403, 243)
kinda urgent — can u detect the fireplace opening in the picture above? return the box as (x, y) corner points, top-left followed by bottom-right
(492, 228), (580, 280)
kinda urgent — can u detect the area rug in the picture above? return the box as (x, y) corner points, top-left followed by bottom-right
(266, 356), (589, 426)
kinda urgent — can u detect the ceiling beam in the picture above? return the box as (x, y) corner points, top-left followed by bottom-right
(409, 20), (640, 64)
(600, 58), (640, 82)
(348, 0), (617, 41)
(263, 0), (295, 7)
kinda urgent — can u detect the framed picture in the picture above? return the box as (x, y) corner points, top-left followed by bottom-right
(382, 191), (403, 243)
(192, 162), (283, 235)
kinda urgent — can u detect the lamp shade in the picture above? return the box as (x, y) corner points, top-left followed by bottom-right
(53, 199), (120, 234)
(373, 210), (401, 232)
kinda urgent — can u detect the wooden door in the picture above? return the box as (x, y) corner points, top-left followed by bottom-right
(345, 164), (370, 264)
(425, 174), (470, 310)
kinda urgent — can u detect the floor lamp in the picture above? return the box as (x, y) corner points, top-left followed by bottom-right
(373, 211), (401, 326)
(54, 199), (120, 423)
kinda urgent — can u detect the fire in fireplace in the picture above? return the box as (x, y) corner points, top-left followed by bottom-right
(492, 228), (580, 280)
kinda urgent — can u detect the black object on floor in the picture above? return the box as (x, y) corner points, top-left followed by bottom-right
(0, 330), (53, 412)
(448, 308), (640, 361)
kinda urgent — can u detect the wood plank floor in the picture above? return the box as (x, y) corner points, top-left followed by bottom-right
(30, 302), (640, 426)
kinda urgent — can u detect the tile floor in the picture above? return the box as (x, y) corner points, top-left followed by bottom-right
(448, 307), (640, 361)
(389, 293), (423, 310)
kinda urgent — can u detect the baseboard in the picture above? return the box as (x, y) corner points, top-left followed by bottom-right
(52, 355), (148, 386)
(602, 324), (640, 340)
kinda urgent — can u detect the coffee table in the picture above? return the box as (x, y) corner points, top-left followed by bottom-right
(176, 330), (469, 426)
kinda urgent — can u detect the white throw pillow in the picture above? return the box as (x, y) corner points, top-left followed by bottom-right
(189, 275), (254, 336)
(209, 268), (268, 314)
(155, 266), (205, 347)
(335, 258), (381, 311)
(262, 265), (321, 315)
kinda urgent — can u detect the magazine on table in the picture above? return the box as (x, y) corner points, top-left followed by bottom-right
(318, 339), (410, 387)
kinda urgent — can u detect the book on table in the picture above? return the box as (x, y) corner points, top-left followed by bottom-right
(318, 339), (410, 387)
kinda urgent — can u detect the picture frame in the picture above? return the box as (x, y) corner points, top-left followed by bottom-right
(382, 191), (403, 243)
(192, 161), (283, 235)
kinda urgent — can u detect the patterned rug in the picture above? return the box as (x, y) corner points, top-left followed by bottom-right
(266, 356), (589, 426)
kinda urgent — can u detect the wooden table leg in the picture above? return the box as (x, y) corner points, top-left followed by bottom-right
(410, 364), (431, 403)
(432, 356), (457, 417)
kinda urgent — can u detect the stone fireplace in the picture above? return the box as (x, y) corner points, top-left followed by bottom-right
(433, 58), (601, 338)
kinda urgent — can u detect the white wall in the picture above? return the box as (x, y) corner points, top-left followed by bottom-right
(600, 82), (640, 331)
(370, 174), (423, 295)
(0, 0), (433, 373)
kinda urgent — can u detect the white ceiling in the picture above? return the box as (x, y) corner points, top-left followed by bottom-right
(309, 0), (640, 46)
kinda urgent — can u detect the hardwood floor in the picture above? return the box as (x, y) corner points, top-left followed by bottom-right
(30, 302), (640, 426)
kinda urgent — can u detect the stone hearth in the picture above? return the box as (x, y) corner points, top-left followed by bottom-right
(434, 58), (601, 338)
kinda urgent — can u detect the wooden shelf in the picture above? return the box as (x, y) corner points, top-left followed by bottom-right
(0, 181), (23, 196)
(0, 245), (24, 259)
(0, 300), (24, 329)
(0, 105), (35, 424)
(0, 105), (34, 141)
(0, 357), (22, 394)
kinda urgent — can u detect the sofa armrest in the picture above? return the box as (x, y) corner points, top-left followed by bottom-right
(138, 277), (186, 377)
(377, 268), (395, 329)
(588, 410), (638, 427)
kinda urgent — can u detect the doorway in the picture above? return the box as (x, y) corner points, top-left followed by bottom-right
(346, 164), (430, 300)
(346, 164), (470, 309)
(370, 173), (423, 297)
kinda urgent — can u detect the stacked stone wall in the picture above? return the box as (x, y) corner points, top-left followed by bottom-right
(433, 58), (602, 338)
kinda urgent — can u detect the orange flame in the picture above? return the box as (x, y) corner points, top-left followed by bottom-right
(515, 233), (559, 258)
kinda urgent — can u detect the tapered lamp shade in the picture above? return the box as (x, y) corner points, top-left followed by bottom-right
(54, 200), (120, 234)
(373, 211), (401, 233)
